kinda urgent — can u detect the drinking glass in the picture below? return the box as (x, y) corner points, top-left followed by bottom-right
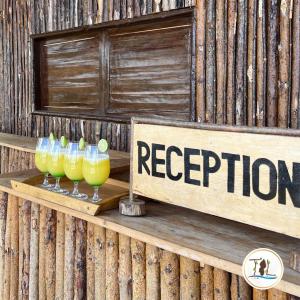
(35, 137), (53, 189)
(64, 142), (88, 200)
(47, 140), (69, 194)
(82, 145), (110, 202)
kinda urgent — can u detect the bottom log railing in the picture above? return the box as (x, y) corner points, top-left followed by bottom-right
(0, 144), (295, 299)
(0, 190), (293, 300)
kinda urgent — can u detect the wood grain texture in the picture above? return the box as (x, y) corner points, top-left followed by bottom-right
(230, 274), (251, 300)
(94, 225), (106, 300)
(64, 215), (76, 299)
(119, 234), (132, 300)
(214, 268), (230, 300)
(0, 1), (299, 300)
(146, 244), (160, 300)
(55, 211), (65, 300)
(278, 0), (291, 128)
(0, 167), (299, 297)
(132, 121), (300, 239)
(38, 205), (47, 300)
(21, 200), (31, 299)
(28, 203), (39, 300)
(253, 289), (268, 300)
(180, 256), (200, 299)
(74, 218), (87, 299)
(3, 192), (11, 300)
(86, 222), (95, 299)
(160, 250), (179, 300)
(0, 192), (7, 300)
(106, 229), (119, 300)
(9, 195), (19, 299)
(195, 0), (206, 123)
(45, 208), (56, 299)
(201, 265), (213, 300)
(131, 239), (146, 300)
(32, 10), (194, 121)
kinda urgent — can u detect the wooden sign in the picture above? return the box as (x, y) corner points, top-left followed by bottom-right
(131, 118), (300, 239)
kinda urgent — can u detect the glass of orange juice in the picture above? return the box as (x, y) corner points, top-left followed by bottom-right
(64, 142), (88, 200)
(47, 140), (69, 194)
(35, 137), (53, 188)
(82, 144), (110, 202)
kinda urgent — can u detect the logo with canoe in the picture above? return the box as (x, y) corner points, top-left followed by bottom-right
(242, 248), (284, 289)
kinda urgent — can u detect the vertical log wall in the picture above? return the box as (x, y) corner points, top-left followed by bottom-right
(0, 146), (293, 298)
(0, 0), (299, 299)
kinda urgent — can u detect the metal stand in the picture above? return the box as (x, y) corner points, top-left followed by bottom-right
(119, 195), (146, 216)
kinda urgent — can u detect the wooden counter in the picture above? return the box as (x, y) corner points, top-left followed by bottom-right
(0, 133), (299, 298)
(0, 132), (130, 175)
(0, 170), (299, 297)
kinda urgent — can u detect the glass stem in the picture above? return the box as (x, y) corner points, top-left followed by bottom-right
(72, 181), (79, 195)
(42, 173), (49, 186)
(92, 186), (100, 202)
(54, 177), (61, 190)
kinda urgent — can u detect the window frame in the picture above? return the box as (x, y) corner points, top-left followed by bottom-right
(31, 8), (196, 123)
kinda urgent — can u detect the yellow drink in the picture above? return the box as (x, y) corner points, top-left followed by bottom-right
(47, 153), (65, 178)
(35, 150), (48, 173)
(64, 155), (84, 182)
(83, 157), (110, 186)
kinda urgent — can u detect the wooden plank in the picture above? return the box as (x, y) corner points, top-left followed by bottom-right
(160, 250), (179, 299)
(55, 211), (65, 300)
(3, 192), (11, 300)
(45, 208), (56, 299)
(247, 0), (257, 127)
(106, 229), (119, 299)
(205, 0), (216, 123)
(215, 0), (226, 125)
(38, 205), (46, 299)
(256, 0), (267, 127)
(0, 192), (7, 299)
(146, 244), (160, 300)
(0, 179), (300, 296)
(21, 200), (31, 298)
(28, 203), (39, 299)
(119, 234), (132, 300)
(9, 195), (19, 299)
(64, 215), (76, 299)
(180, 256), (200, 299)
(131, 239), (146, 300)
(94, 225), (106, 300)
(11, 171), (129, 215)
(214, 268), (230, 299)
(0, 133), (130, 173)
(74, 218), (87, 299)
(86, 222), (95, 299)
(201, 265), (213, 299)
(131, 120), (300, 239)
(231, 275), (251, 300)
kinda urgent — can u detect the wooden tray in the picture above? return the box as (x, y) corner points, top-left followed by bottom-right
(11, 172), (129, 215)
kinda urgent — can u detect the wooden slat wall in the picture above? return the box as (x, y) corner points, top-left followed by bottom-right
(0, 146), (292, 300)
(0, 0), (299, 132)
(0, 0), (299, 299)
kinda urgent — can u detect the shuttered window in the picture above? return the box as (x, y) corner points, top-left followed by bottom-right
(33, 9), (195, 121)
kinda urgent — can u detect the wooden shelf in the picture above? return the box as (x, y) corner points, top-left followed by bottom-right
(0, 133), (130, 175)
(0, 170), (299, 296)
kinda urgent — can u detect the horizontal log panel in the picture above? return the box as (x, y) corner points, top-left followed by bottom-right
(39, 32), (100, 111)
(109, 94), (190, 107)
(108, 25), (191, 119)
(106, 102), (189, 115)
(0, 148), (295, 298)
(32, 10), (194, 121)
(0, 193), (293, 299)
